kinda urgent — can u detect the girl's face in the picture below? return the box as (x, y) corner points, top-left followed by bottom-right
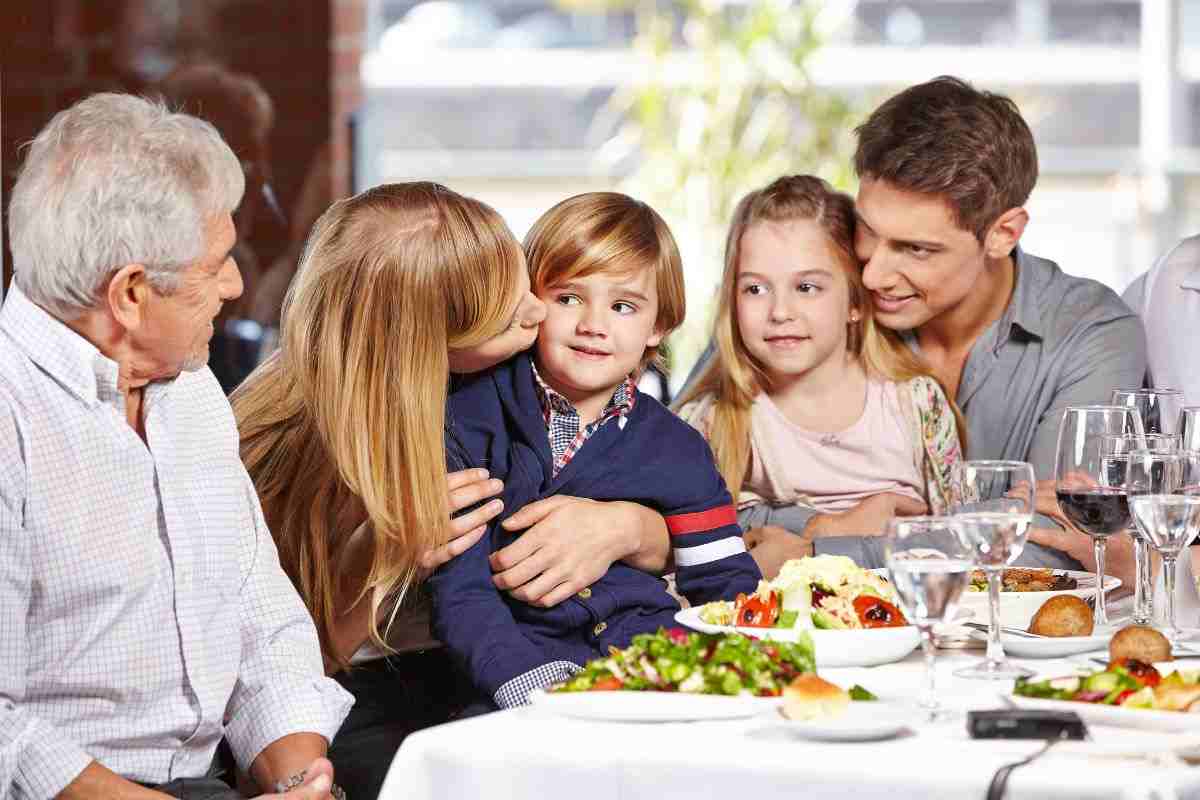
(734, 219), (859, 384)
(448, 266), (547, 374)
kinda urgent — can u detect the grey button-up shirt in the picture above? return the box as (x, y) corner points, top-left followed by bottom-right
(686, 248), (1149, 569)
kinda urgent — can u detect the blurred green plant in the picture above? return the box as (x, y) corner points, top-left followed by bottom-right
(590, 0), (862, 385)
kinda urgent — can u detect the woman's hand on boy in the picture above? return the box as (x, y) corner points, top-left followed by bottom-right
(491, 496), (648, 608)
(419, 468), (504, 572)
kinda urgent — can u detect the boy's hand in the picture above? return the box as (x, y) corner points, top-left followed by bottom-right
(491, 496), (631, 608)
(419, 469), (504, 572)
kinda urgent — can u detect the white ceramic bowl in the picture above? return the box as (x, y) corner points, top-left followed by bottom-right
(955, 570), (1122, 629)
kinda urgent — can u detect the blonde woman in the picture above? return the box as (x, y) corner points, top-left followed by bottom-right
(232, 183), (668, 799)
(674, 176), (964, 578)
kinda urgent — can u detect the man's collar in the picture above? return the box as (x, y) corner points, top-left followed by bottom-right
(996, 246), (1045, 344)
(0, 282), (123, 407)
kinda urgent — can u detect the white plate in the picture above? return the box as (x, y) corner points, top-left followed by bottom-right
(1008, 694), (1200, 733)
(527, 688), (779, 722)
(969, 624), (1118, 659)
(770, 701), (917, 741)
(673, 607), (921, 668)
(957, 570), (1122, 629)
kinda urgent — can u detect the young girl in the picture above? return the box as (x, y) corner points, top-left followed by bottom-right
(675, 175), (964, 557)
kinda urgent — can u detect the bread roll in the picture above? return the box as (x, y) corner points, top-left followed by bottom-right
(782, 675), (849, 720)
(1028, 595), (1094, 637)
(1109, 625), (1172, 665)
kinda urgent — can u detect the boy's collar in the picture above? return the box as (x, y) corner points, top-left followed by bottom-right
(529, 358), (637, 421)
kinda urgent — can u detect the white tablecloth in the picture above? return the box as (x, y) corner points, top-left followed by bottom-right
(380, 649), (1200, 800)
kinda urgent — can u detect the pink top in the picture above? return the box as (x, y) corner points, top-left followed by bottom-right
(743, 379), (925, 513)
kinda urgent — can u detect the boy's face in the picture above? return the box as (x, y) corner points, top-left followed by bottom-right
(854, 178), (988, 332)
(534, 267), (662, 420)
(735, 219), (856, 384)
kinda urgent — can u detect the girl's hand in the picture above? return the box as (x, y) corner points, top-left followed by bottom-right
(808, 493), (928, 537)
(418, 469), (504, 572)
(491, 496), (638, 608)
(744, 525), (814, 580)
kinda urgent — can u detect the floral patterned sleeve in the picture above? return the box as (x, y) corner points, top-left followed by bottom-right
(674, 395), (717, 443)
(909, 376), (964, 515)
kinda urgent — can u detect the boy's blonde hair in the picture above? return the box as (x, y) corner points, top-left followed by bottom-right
(233, 182), (525, 668)
(674, 175), (964, 497)
(523, 192), (685, 372)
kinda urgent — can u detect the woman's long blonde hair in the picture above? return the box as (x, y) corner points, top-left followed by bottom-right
(232, 182), (524, 667)
(673, 175), (964, 498)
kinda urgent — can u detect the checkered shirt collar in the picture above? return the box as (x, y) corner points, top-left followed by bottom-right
(530, 360), (637, 427)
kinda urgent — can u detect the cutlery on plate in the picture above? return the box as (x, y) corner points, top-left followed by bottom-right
(963, 621), (1044, 639)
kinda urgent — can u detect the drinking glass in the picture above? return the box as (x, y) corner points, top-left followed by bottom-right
(950, 460), (1035, 680)
(1181, 450), (1200, 496)
(1123, 447), (1186, 625)
(1111, 388), (1185, 435)
(884, 516), (972, 720)
(1180, 408), (1200, 452)
(1129, 495), (1200, 645)
(1054, 405), (1142, 626)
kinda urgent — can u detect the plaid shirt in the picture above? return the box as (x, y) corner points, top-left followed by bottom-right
(531, 362), (637, 476)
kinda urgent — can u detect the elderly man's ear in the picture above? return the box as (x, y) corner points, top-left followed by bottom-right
(106, 264), (153, 331)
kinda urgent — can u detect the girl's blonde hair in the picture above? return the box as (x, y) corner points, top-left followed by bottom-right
(232, 182), (525, 668)
(523, 192), (685, 372)
(674, 175), (965, 497)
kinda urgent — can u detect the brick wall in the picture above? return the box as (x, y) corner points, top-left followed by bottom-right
(1, 0), (364, 295)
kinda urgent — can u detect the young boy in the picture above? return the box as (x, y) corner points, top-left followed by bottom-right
(430, 192), (761, 709)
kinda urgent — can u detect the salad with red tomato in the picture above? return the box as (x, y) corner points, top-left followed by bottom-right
(552, 628), (816, 696)
(1015, 660), (1200, 712)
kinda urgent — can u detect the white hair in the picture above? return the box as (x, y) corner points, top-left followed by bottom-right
(7, 92), (245, 318)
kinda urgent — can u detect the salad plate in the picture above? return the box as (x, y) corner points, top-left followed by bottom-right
(674, 606), (920, 667)
(1011, 662), (1200, 732)
(1007, 694), (1200, 733)
(528, 688), (779, 722)
(770, 702), (916, 741)
(968, 624), (1118, 659)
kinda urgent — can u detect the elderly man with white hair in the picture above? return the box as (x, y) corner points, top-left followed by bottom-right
(0, 94), (352, 800)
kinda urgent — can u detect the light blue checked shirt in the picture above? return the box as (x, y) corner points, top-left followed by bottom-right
(0, 284), (352, 798)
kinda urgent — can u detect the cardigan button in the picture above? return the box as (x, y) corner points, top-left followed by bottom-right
(592, 621), (608, 636)
(577, 587), (592, 600)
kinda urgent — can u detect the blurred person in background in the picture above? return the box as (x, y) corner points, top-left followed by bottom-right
(0, 93), (350, 800)
(1122, 235), (1200, 405)
(159, 61), (286, 392)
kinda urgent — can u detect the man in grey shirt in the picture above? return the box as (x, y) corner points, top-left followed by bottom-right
(686, 77), (1147, 576)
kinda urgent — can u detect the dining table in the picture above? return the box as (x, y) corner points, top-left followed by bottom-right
(379, 641), (1200, 800)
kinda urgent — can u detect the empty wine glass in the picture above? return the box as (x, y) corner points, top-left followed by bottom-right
(1124, 447), (1186, 625)
(884, 516), (972, 721)
(1112, 388), (1185, 435)
(1055, 405), (1142, 626)
(951, 461), (1035, 680)
(1129, 495), (1200, 645)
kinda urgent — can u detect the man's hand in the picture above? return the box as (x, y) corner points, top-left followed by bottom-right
(1027, 524), (1137, 595)
(491, 496), (636, 608)
(254, 758), (337, 799)
(807, 493), (928, 537)
(1033, 478), (1071, 529)
(744, 525), (813, 580)
(418, 469), (504, 572)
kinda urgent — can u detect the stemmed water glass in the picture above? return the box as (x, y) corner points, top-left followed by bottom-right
(1180, 408), (1200, 452)
(1106, 435), (1180, 625)
(1112, 388), (1185, 435)
(884, 516), (972, 721)
(1054, 405), (1143, 627)
(950, 460), (1035, 680)
(1129, 494), (1200, 645)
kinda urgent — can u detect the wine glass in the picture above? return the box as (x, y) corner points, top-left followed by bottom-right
(1123, 446), (1186, 625)
(950, 460), (1035, 680)
(1112, 388), (1185, 435)
(884, 516), (972, 720)
(1129, 495), (1200, 645)
(1180, 408), (1200, 452)
(1054, 405), (1142, 626)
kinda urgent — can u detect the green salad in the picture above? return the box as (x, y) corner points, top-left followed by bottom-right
(553, 627), (816, 696)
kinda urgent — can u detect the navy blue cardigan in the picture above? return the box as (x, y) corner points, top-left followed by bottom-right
(430, 352), (761, 701)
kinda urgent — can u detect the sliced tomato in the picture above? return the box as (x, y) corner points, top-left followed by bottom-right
(1111, 658), (1162, 687)
(734, 590), (780, 628)
(590, 676), (623, 691)
(1112, 689), (1136, 706)
(852, 595), (908, 628)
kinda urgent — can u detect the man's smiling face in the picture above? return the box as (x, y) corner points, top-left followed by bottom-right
(854, 178), (987, 332)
